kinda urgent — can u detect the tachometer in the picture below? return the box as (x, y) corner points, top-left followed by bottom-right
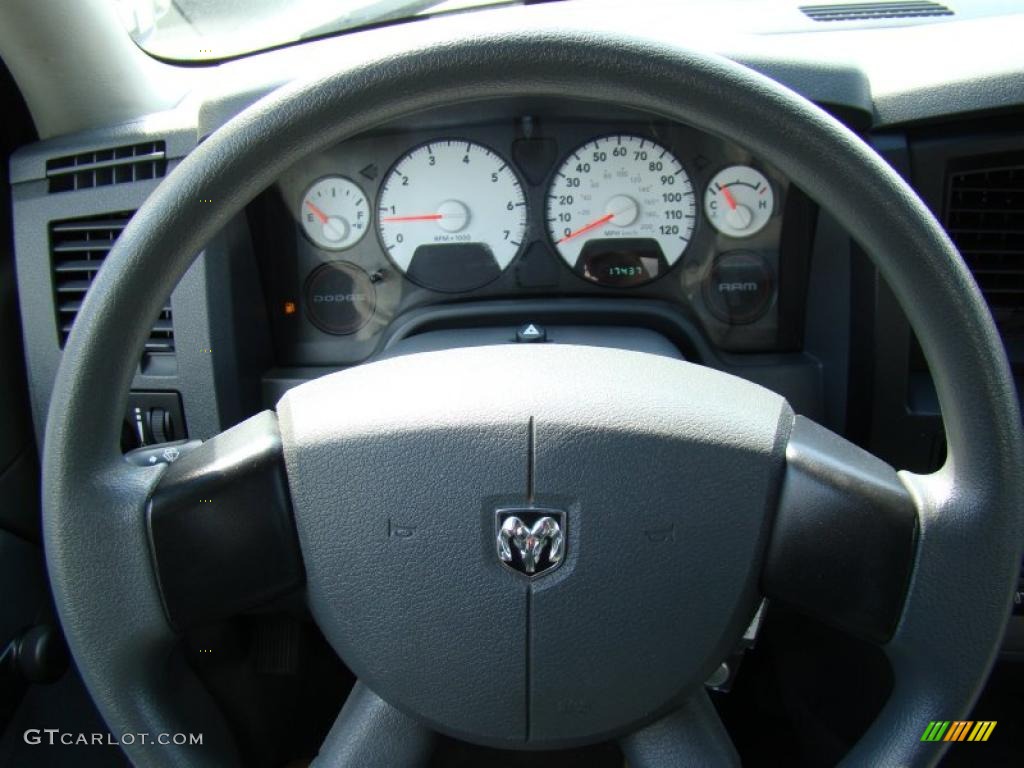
(546, 135), (696, 286)
(377, 140), (526, 293)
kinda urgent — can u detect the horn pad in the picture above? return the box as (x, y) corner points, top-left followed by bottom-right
(277, 345), (790, 748)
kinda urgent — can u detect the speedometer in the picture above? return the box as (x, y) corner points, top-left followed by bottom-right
(378, 140), (526, 293)
(546, 135), (696, 287)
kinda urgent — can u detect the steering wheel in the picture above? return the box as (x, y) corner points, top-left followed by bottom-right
(43, 28), (1023, 767)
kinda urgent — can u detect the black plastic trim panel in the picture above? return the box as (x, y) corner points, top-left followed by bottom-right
(147, 411), (303, 631)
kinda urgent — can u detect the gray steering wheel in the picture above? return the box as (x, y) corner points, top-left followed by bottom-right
(42, 28), (1023, 768)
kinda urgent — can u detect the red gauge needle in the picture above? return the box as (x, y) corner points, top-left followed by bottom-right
(558, 213), (616, 244)
(305, 200), (329, 223)
(381, 214), (445, 222)
(720, 186), (738, 211)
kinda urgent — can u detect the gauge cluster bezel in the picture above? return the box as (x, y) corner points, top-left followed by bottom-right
(253, 106), (800, 367)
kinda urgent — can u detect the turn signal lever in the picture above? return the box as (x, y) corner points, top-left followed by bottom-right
(125, 439), (203, 468)
(0, 625), (69, 729)
(4, 625), (68, 685)
(122, 391), (186, 450)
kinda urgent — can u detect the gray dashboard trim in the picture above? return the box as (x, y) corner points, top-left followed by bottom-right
(10, 160), (226, 446)
(8, 113), (196, 185)
(194, 55), (877, 138)
(1, 0), (1022, 142)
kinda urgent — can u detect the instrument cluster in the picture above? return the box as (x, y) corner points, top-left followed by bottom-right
(254, 115), (806, 366)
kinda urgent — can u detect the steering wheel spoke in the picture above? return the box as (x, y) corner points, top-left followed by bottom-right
(147, 410), (304, 632)
(762, 415), (919, 644)
(620, 689), (739, 768)
(312, 682), (435, 768)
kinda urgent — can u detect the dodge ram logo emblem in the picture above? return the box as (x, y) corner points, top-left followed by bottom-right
(496, 508), (566, 577)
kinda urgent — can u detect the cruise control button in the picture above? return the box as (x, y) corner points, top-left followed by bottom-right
(703, 250), (775, 324)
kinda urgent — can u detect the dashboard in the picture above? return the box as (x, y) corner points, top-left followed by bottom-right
(6, 3), (1020, 481)
(0, 1), (1021, 721)
(3, 6), (1024, 762)
(250, 108), (813, 367)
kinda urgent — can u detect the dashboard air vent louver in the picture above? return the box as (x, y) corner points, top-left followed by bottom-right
(46, 141), (167, 193)
(800, 2), (953, 22)
(945, 160), (1024, 337)
(50, 212), (175, 354)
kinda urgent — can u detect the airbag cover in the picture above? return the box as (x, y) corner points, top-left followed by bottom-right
(277, 345), (790, 747)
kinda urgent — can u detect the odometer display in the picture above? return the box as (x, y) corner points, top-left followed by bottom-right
(546, 135), (696, 286)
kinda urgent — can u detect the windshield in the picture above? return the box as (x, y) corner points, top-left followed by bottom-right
(112, 0), (516, 61)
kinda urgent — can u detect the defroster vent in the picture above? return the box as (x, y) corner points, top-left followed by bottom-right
(46, 141), (167, 193)
(800, 2), (953, 22)
(50, 212), (175, 354)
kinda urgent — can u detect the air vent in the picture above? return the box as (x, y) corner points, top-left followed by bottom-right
(50, 212), (175, 354)
(945, 160), (1024, 336)
(46, 141), (167, 193)
(1015, 559), (1024, 616)
(800, 2), (953, 22)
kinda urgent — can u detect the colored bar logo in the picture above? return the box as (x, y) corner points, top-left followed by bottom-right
(921, 721), (996, 742)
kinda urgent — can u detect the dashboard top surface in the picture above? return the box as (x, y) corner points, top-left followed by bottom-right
(5, 0), (1024, 152)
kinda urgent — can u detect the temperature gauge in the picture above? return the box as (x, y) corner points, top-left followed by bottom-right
(704, 166), (775, 238)
(300, 176), (369, 250)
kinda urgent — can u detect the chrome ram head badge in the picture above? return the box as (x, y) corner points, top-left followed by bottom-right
(496, 508), (566, 577)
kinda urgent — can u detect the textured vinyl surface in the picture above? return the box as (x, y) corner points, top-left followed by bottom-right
(278, 344), (790, 747)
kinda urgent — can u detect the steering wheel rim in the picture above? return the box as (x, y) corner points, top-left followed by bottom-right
(42, 26), (1023, 767)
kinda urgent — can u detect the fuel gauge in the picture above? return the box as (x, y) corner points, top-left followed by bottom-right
(300, 176), (369, 250)
(704, 166), (775, 238)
